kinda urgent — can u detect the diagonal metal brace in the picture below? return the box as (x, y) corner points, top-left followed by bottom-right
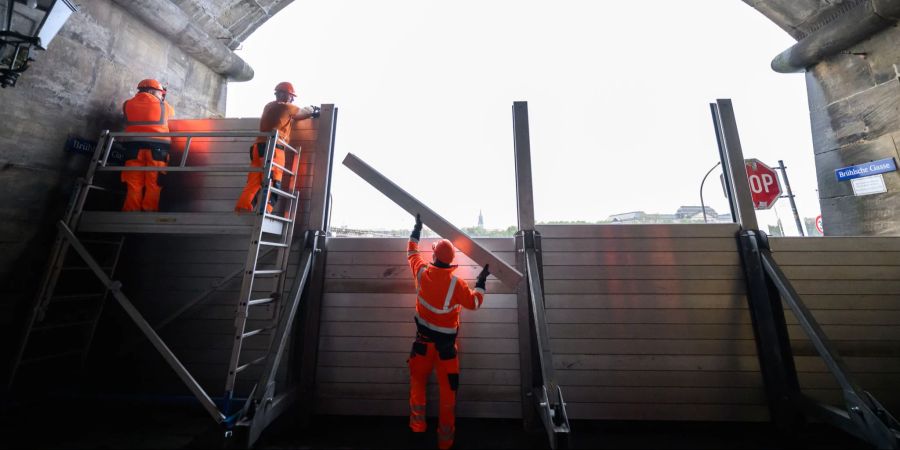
(57, 220), (226, 424)
(758, 235), (899, 449)
(523, 230), (570, 449)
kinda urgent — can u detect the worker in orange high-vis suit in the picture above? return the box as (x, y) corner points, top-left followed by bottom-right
(121, 79), (174, 212)
(235, 81), (318, 214)
(407, 213), (490, 450)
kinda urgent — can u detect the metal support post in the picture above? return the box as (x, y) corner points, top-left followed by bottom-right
(712, 98), (802, 431)
(513, 101), (537, 428)
(710, 105), (737, 223)
(712, 99), (757, 230)
(513, 102), (569, 448)
(777, 160), (804, 236)
(293, 105), (338, 428)
(737, 230), (802, 429)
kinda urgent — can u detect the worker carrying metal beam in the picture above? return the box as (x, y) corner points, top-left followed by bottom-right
(120, 79), (174, 212)
(234, 81), (318, 214)
(406, 213), (490, 450)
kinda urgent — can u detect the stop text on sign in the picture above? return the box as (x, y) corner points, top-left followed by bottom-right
(745, 159), (781, 210)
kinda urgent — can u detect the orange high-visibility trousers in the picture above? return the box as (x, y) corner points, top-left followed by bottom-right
(408, 336), (459, 450)
(121, 148), (167, 212)
(235, 143), (285, 212)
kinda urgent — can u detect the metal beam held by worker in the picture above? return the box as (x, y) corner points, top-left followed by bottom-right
(342, 152), (523, 288)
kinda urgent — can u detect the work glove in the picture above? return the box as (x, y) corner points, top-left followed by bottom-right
(476, 264), (490, 290)
(411, 213), (423, 241)
(309, 105), (321, 118)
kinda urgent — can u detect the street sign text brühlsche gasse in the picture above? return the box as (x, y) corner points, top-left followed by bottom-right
(834, 158), (898, 182)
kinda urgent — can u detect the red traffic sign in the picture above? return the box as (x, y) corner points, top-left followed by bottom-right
(815, 215), (823, 234)
(745, 159), (781, 210)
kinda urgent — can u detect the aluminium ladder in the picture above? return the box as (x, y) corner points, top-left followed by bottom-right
(223, 138), (303, 416)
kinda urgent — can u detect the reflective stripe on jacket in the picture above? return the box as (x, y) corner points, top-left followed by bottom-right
(408, 239), (484, 334)
(123, 92), (174, 143)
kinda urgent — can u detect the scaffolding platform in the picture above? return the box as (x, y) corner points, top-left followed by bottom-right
(78, 211), (285, 235)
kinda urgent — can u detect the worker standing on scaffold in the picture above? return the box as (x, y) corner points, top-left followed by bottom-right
(406, 213), (490, 449)
(120, 79), (174, 212)
(234, 81), (318, 214)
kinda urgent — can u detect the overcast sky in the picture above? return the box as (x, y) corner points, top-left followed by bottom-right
(226, 0), (819, 235)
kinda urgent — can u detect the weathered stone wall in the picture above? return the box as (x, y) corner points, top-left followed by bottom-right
(0, 0), (227, 360)
(745, 0), (900, 236)
(805, 27), (900, 236)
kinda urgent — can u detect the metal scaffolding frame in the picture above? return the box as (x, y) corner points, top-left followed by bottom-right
(9, 106), (339, 447)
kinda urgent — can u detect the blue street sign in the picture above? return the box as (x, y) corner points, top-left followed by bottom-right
(835, 158), (897, 182)
(64, 136), (96, 156)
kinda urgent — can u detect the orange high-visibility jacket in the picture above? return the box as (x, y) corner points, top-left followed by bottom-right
(123, 92), (174, 143)
(255, 101), (300, 145)
(408, 238), (485, 335)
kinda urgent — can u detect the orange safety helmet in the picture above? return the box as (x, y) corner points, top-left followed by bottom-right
(274, 81), (296, 96)
(432, 239), (456, 265)
(137, 79), (164, 92)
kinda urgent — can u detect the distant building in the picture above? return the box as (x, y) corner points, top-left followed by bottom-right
(675, 205), (718, 219)
(608, 211), (646, 223)
(607, 206), (734, 224)
(478, 210), (484, 228)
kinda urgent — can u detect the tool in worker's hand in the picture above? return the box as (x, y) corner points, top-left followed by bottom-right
(310, 105), (321, 118)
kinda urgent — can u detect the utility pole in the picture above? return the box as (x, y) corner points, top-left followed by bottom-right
(777, 160), (804, 236)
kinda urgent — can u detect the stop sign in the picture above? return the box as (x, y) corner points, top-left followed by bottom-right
(745, 159), (781, 210)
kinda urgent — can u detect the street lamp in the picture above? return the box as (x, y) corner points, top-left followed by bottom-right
(0, 0), (77, 88)
(699, 161), (721, 223)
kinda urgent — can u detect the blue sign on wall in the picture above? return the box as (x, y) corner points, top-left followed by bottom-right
(835, 158), (897, 182)
(64, 136), (96, 156)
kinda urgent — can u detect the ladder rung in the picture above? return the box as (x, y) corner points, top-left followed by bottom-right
(258, 241), (288, 248)
(263, 213), (291, 223)
(253, 269), (284, 276)
(248, 298), (274, 306)
(268, 186), (297, 199)
(241, 328), (269, 339)
(270, 162), (295, 177)
(22, 349), (83, 365)
(234, 355), (267, 374)
(33, 320), (95, 332)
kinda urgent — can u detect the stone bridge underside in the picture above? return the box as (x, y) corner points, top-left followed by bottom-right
(1, 0), (899, 372)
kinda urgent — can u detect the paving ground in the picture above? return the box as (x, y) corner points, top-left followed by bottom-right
(0, 397), (871, 449)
